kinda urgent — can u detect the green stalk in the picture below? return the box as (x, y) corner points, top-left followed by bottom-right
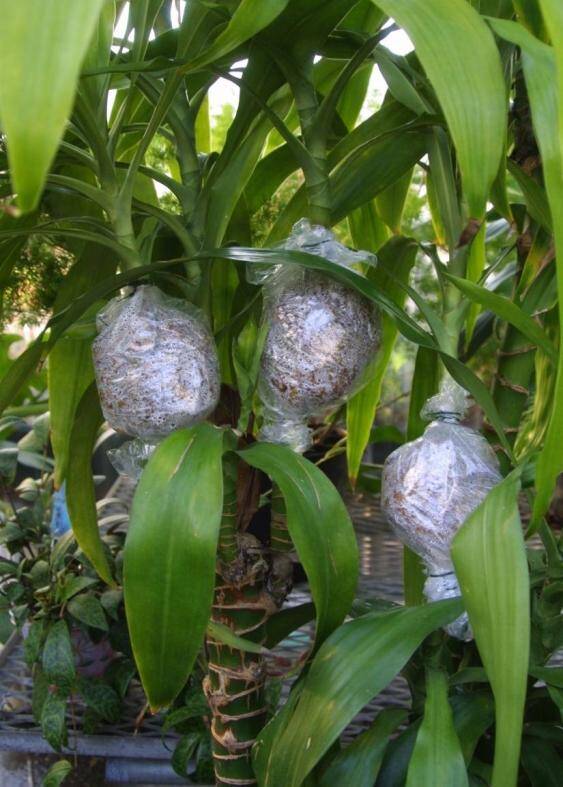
(205, 457), (270, 786)
(270, 483), (292, 554)
(490, 257), (552, 457)
(282, 58), (332, 227)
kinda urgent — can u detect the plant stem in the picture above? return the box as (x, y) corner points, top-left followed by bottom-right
(282, 57), (332, 227)
(270, 483), (292, 554)
(205, 460), (271, 786)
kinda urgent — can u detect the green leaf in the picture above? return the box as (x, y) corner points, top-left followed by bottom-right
(348, 201), (390, 254)
(347, 236), (417, 483)
(319, 708), (407, 787)
(264, 602), (316, 649)
(406, 670), (468, 787)
(80, 0), (115, 120)
(172, 733), (200, 779)
(233, 316), (268, 429)
(67, 594), (108, 632)
(0, 342), (46, 415)
(452, 470), (530, 787)
(66, 383), (113, 585)
(41, 691), (68, 753)
(184, 0), (291, 72)
(58, 575), (98, 604)
(0, 1), (106, 211)
(445, 272), (558, 363)
(207, 620), (269, 655)
(373, 48), (430, 116)
(507, 159), (552, 232)
(253, 598), (463, 786)
(521, 736), (562, 787)
(124, 424), (225, 710)
(238, 443), (358, 646)
(79, 678), (121, 723)
(331, 130), (428, 223)
(465, 222), (486, 345)
(375, 168), (414, 234)
(42, 620), (75, 689)
(488, 18), (563, 527)
(42, 759), (72, 787)
(373, 0), (506, 216)
(48, 338), (94, 488)
(24, 620), (45, 667)
(450, 692), (495, 764)
(427, 127), (462, 252)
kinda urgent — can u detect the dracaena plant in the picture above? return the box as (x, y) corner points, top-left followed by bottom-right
(0, 1), (562, 786)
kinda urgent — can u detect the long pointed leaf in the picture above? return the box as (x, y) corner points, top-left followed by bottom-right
(238, 442), (358, 646)
(406, 670), (468, 787)
(184, 0), (290, 73)
(452, 470), (530, 787)
(373, 0), (506, 216)
(490, 18), (563, 528)
(253, 599), (463, 787)
(319, 708), (407, 787)
(124, 424), (225, 710)
(66, 383), (113, 585)
(0, 1), (106, 211)
(446, 272), (558, 363)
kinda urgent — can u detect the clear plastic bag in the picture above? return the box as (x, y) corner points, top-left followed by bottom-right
(92, 285), (220, 442)
(107, 438), (156, 481)
(381, 377), (501, 640)
(258, 219), (381, 452)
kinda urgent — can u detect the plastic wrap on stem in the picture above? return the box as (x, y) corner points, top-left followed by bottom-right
(258, 219), (381, 452)
(381, 378), (501, 640)
(92, 285), (220, 442)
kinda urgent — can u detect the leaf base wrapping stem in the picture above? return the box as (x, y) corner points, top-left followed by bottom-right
(205, 534), (272, 786)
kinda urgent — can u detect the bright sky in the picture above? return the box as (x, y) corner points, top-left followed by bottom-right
(114, 3), (414, 118)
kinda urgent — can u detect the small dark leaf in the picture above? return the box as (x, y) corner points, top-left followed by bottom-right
(41, 690), (68, 752)
(82, 707), (102, 735)
(194, 734), (214, 784)
(105, 658), (136, 699)
(100, 589), (123, 621)
(78, 677), (121, 723)
(67, 594), (108, 631)
(42, 620), (75, 689)
(0, 522), (24, 544)
(0, 446), (18, 481)
(32, 666), (49, 723)
(171, 733), (199, 779)
(58, 575), (97, 603)
(42, 759), (72, 787)
(521, 736), (562, 787)
(24, 620), (45, 667)
(29, 560), (50, 589)
(0, 557), (16, 575)
(163, 695), (210, 734)
(264, 603), (316, 649)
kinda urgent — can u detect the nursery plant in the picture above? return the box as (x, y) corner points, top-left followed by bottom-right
(0, 1), (562, 786)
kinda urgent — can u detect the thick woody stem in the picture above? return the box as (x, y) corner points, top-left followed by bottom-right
(205, 460), (273, 786)
(205, 536), (272, 786)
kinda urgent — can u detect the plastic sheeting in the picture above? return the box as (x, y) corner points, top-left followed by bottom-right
(92, 285), (220, 479)
(258, 219), (381, 452)
(381, 378), (501, 639)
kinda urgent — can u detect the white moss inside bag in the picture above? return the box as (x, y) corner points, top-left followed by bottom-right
(258, 219), (381, 452)
(92, 285), (220, 477)
(381, 378), (501, 640)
